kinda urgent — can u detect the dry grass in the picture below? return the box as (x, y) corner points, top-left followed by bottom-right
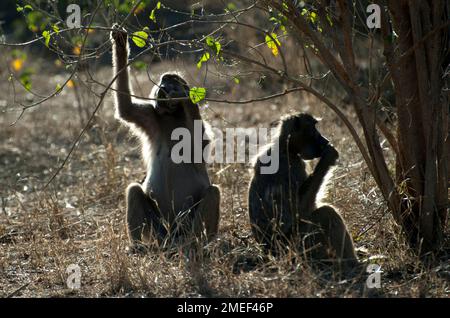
(0, 55), (449, 298)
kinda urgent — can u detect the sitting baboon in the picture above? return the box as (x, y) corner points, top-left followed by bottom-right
(110, 26), (220, 251)
(248, 113), (357, 266)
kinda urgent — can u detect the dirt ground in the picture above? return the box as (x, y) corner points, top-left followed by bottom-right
(0, 54), (449, 298)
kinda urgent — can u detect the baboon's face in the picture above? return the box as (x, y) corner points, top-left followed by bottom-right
(288, 114), (329, 160)
(155, 74), (190, 115)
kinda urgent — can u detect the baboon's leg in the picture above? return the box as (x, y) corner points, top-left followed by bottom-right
(126, 183), (166, 246)
(193, 185), (221, 242)
(308, 205), (358, 264)
(248, 187), (270, 247)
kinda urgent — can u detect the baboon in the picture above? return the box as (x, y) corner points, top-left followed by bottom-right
(110, 26), (220, 250)
(248, 113), (357, 266)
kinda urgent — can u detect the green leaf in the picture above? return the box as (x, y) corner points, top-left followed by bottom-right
(205, 36), (221, 55)
(233, 77), (240, 84)
(301, 9), (318, 25)
(132, 61), (147, 70)
(11, 49), (27, 60)
(326, 14), (333, 26)
(265, 33), (281, 56)
(150, 2), (162, 21)
(118, 2), (132, 13)
(214, 41), (221, 55)
(19, 69), (33, 91)
(206, 36), (214, 47)
(55, 83), (62, 93)
(197, 52), (210, 69)
(24, 5), (33, 10)
(42, 30), (51, 47)
(189, 87), (206, 104)
(133, 2), (145, 15)
(278, 13), (288, 24)
(131, 31), (148, 47)
(149, 9), (156, 22)
(16, 6), (23, 12)
(52, 24), (59, 34)
(310, 11), (317, 24)
(227, 2), (236, 11)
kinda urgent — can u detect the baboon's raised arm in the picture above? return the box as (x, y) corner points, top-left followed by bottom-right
(297, 145), (338, 219)
(111, 26), (157, 134)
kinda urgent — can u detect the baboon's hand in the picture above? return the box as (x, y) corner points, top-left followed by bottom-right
(321, 145), (339, 166)
(110, 24), (127, 48)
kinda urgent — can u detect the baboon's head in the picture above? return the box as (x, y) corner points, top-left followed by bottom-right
(280, 113), (329, 160)
(153, 73), (191, 115)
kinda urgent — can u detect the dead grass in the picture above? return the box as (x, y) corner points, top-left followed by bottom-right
(0, 55), (449, 298)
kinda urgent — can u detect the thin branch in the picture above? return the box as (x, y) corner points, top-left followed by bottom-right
(207, 87), (306, 104)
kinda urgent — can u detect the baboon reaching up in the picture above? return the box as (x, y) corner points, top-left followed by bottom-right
(248, 113), (357, 266)
(110, 26), (220, 251)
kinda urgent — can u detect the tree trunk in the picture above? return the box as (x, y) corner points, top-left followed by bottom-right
(386, 0), (448, 254)
(270, 0), (448, 255)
